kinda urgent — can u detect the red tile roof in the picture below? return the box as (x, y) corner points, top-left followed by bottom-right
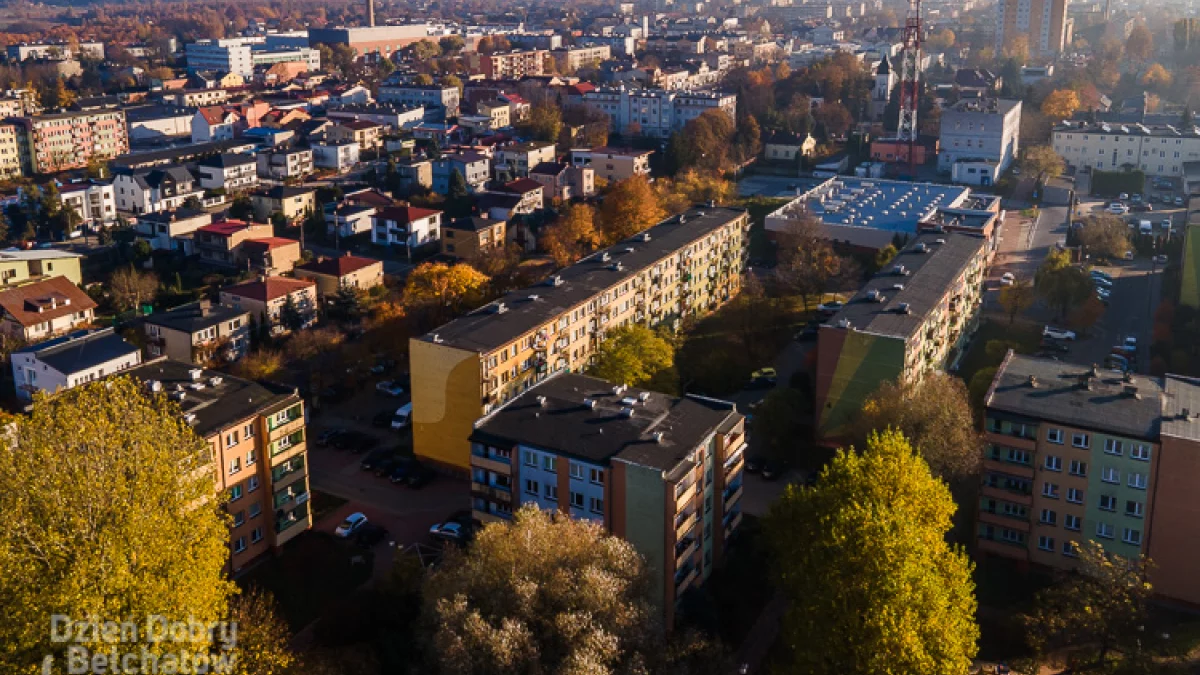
(377, 205), (442, 223)
(242, 237), (300, 251)
(197, 105), (236, 125)
(295, 255), (382, 278)
(221, 276), (314, 302)
(502, 178), (544, 194)
(0, 276), (97, 328)
(567, 83), (596, 96)
(197, 219), (255, 237)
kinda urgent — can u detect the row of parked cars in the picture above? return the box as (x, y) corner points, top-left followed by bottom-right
(334, 510), (481, 547)
(359, 448), (437, 488)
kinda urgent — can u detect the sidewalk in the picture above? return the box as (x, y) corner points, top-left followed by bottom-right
(734, 592), (788, 673)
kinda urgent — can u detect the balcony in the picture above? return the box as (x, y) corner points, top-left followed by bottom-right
(275, 502), (310, 535)
(724, 450), (745, 481)
(723, 483), (743, 511)
(675, 537), (698, 569)
(471, 481), (512, 503)
(674, 480), (698, 512)
(470, 448), (512, 475)
(724, 510), (743, 539)
(978, 510), (1031, 532)
(674, 509), (698, 541)
(983, 457), (1034, 479)
(270, 430), (305, 458)
(675, 564), (700, 596)
(268, 407), (304, 436)
(273, 487), (309, 510)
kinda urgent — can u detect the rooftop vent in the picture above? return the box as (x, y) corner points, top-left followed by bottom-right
(146, 380), (163, 393)
(892, 283), (905, 290)
(208, 376), (222, 387)
(584, 398), (597, 409)
(610, 262), (624, 272)
(547, 275), (564, 287)
(431, 334), (443, 344)
(896, 302), (911, 314)
(620, 407), (635, 418)
(914, 242), (928, 253)
(621, 396), (638, 406)
(188, 368), (203, 381)
(935, 238), (947, 244)
(638, 391), (650, 402)
(1124, 385), (1141, 399)
(653, 431), (665, 443)
(492, 302), (508, 314)
(892, 264), (909, 276)
(170, 391), (186, 402)
(1028, 375), (1039, 388)
(836, 318), (852, 329)
(638, 232), (652, 243)
(183, 413), (198, 425)
(601, 252), (611, 262)
(536, 395), (547, 407)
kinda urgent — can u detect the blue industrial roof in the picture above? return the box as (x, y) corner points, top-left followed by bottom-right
(802, 178), (969, 232)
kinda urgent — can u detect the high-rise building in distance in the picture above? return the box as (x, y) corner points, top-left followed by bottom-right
(994, 0), (1072, 57)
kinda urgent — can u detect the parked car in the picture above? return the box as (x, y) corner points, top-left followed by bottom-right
(1153, 254), (1169, 264)
(1119, 193), (1130, 201)
(744, 454), (765, 473)
(429, 521), (473, 543)
(817, 300), (844, 315)
(1043, 326), (1077, 341)
(404, 463), (436, 488)
(1125, 336), (1138, 349)
(388, 457), (419, 483)
(1107, 204), (1129, 215)
(375, 380), (405, 397)
(1040, 339), (1070, 353)
(1091, 275), (1113, 289)
(391, 403), (413, 430)
(761, 459), (786, 481)
(1000, 272), (1015, 286)
(360, 447), (394, 471)
(335, 512), (368, 538)
(746, 367), (778, 389)
(1123, 250), (1134, 261)
(1096, 287), (1111, 299)
(354, 522), (389, 548)
(315, 428), (345, 447)
(1090, 269), (1113, 282)
(1162, 219), (1173, 231)
(794, 322), (820, 341)
(371, 409), (395, 428)
(1175, 196), (1185, 206)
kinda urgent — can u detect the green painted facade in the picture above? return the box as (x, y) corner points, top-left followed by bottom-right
(1181, 224), (1200, 309)
(820, 331), (906, 438)
(1082, 431), (1152, 558)
(622, 462), (667, 614)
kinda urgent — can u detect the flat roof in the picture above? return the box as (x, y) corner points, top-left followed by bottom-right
(17, 328), (138, 374)
(986, 353), (1164, 441)
(420, 205), (746, 354)
(824, 231), (986, 339)
(774, 177), (971, 233)
(1161, 375), (1200, 441)
(471, 373), (740, 472)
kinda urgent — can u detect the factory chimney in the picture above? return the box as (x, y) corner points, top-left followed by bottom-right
(368, 0), (376, 27)
(642, 15), (649, 38)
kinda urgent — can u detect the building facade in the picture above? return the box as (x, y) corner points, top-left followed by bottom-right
(0, 275), (97, 342)
(1051, 122), (1200, 178)
(410, 206), (751, 472)
(570, 147), (653, 183)
(145, 301), (251, 365)
(581, 88), (737, 138)
(12, 328), (141, 402)
(938, 99), (1022, 185)
(57, 181), (116, 226)
(468, 50), (547, 80)
(995, 0), (1071, 56)
(12, 110), (129, 175)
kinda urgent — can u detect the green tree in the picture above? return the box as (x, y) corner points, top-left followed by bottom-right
(279, 293), (305, 332)
(767, 430), (979, 675)
(0, 378), (237, 671)
(999, 278), (1036, 325)
(1126, 24), (1154, 63)
(446, 169), (470, 217)
(524, 103), (563, 143)
(1020, 146), (1066, 182)
(967, 366), (1000, 410)
(423, 505), (658, 674)
(774, 212), (852, 311)
(1035, 248), (1095, 319)
(329, 282), (365, 321)
(438, 35), (465, 53)
(590, 324), (676, 391)
(873, 244), (898, 271)
(856, 374), (983, 482)
(409, 39), (442, 61)
(1077, 214), (1131, 260)
(229, 195), (254, 221)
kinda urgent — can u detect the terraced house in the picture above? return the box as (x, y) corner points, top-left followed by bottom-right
(979, 354), (1200, 606)
(410, 206), (751, 473)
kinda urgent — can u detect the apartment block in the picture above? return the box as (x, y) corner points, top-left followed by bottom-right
(492, 141), (558, 179)
(1051, 122), (1200, 178)
(196, 153), (259, 192)
(469, 373), (746, 629)
(256, 148), (314, 182)
(112, 166), (203, 215)
(11, 110), (129, 175)
(468, 50), (547, 80)
(57, 180), (116, 225)
(378, 83), (461, 119)
(938, 98), (1022, 186)
(570, 147), (653, 182)
(580, 88), (737, 138)
(411, 206), (751, 472)
(124, 358), (312, 570)
(372, 205), (442, 250)
(250, 185), (316, 222)
(995, 0), (1071, 56)
(145, 300), (251, 365)
(552, 44), (613, 72)
(0, 121), (22, 179)
(814, 232), (989, 442)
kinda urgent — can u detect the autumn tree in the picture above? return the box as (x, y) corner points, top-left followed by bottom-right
(523, 103), (563, 143)
(233, 348), (284, 380)
(1126, 24), (1154, 64)
(1077, 214), (1131, 260)
(408, 39), (441, 61)
(856, 374), (983, 483)
(0, 378), (237, 671)
(542, 203), (600, 267)
(926, 28), (956, 51)
(402, 261), (490, 323)
(657, 170), (737, 214)
(423, 505), (659, 674)
(227, 589), (296, 675)
(1035, 248), (1095, 319)
(767, 430), (979, 675)
(590, 324), (676, 392)
(774, 213), (849, 310)
(666, 109), (735, 173)
(1020, 146), (1066, 182)
(110, 265), (159, 311)
(1025, 542), (1152, 667)
(999, 278), (1036, 325)
(1041, 89), (1081, 122)
(1140, 63), (1173, 91)
(438, 35), (465, 53)
(597, 175), (667, 244)
(1002, 35), (1030, 62)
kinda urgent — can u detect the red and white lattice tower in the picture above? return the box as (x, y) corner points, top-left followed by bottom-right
(896, 0), (922, 168)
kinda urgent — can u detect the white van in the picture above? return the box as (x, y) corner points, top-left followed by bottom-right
(391, 403), (412, 430)
(1139, 220), (1153, 234)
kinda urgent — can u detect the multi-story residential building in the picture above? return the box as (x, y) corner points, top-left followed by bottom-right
(0, 121), (22, 179)
(11, 110), (128, 175)
(6, 41), (104, 61)
(411, 206), (751, 472)
(57, 180), (116, 226)
(493, 141), (558, 180)
(186, 39), (256, 77)
(326, 103), (425, 130)
(255, 147), (313, 181)
(468, 50), (547, 80)
(324, 204), (376, 239)
(551, 45), (613, 72)
(250, 185), (316, 222)
(441, 216), (507, 260)
(123, 357), (312, 570)
(570, 147), (653, 182)
(580, 88), (737, 138)
(938, 98), (1022, 186)
(145, 300), (251, 365)
(529, 162), (596, 201)
(0, 275), (97, 342)
(326, 120), (383, 152)
(0, 249), (82, 285)
(196, 153), (259, 192)
(135, 208), (213, 253)
(192, 106), (240, 143)
(1051, 122), (1200, 178)
(194, 219), (275, 267)
(995, 0), (1071, 56)
(112, 166), (203, 215)
(162, 89), (230, 108)
(372, 205), (443, 251)
(394, 157), (433, 191)
(242, 237), (302, 275)
(378, 83), (461, 120)
(469, 373), (746, 629)
(433, 152), (491, 194)
(814, 232), (989, 442)
(476, 100), (511, 130)
(294, 254), (385, 296)
(220, 276), (318, 334)
(311, 140), (360, 173)
(308, 23), (437, 59)
(12, 328), (141, 402)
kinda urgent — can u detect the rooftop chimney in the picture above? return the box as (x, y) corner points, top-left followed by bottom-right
(367, 0), (376, 27)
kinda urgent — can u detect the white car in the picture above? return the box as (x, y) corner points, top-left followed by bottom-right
(335, 512), (368, 538)
(817, 300), (844, 314)
(1043, 326), (1077, 341)
(1096, 287), (1111, 299)
(391, 402), (412, 430)
(1091, 275), (1113, 288)
(1000, 272), (1016, 286)
(429, 521), (470, 542)
(1125, 336), (1137, 348)
(1107, 204), (1130, 215)
(1119, 193), (1130, 201)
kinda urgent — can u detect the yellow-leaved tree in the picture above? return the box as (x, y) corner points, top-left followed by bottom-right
(766, 429), (979, 675)
(402, 261), (490, 326)
(541, 202), (601, 268)
(598, 175), (668, 245)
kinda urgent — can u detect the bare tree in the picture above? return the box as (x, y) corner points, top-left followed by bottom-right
(109, 266), (159, 312)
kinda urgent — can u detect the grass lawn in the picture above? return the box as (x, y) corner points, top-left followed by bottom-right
(239, 531), (374, 632)
(955, 320), (1042, 387)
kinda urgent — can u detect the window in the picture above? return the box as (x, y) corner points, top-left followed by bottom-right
(569, 462), (584, 480)
(1069, 459), (1087, 476)
(1063, 541), (1079, 557)
(544, 484), (558, 501)
(226, 430), (240, 446)
(233, 537), (246, 553)
(1038, 535), (1055, 551)
(1130, 444), (1151, 461)
(1104, 438), (1123, 455)
(1123, 528), (1142, 545)
(1099, 494), (1117, 511)
(1039, 508), (1057, 525)
(1042, 482), (1059, 498)
(248, 502), (261, 519)
(589, 468), (604, 485)
(1072, 433), (1090, 449)
(589, 497), (604, 514)
(542, 455), (557, 473)
(1065, 514), (1081, 531)
(1125, 500), (1144, 518)
(250, 527), (263, 544)
(1067, 488), (1084, 504)
(1044, 455), (1062, 472)
(1096, 522), (1115, 539)
(233, 510), (245, 527)
(1101, 467), (1120, 484)
(1128, 472), (1147, 489)
(244, 423), (255, 439)
(246, 448), (257, 466)
(570, 491), (584, 508)
(229, 458), (241, 475)
(1047, 428), (1064, 444)
(230, 485), (243, 501)
(248, 476), (260, 493)
(524, 479), (539, 495)
(523, 450), (536, 467)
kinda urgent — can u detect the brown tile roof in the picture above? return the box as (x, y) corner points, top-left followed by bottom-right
(295, 255), (382, 278)
(0, 276), (97, 327)
(242, 237), (300, 251)
(501, 178), (544, 194)
(221, 276), (314, 302)
(197, 105), (236, 125)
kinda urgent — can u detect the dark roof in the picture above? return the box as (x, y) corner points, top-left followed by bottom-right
(986, 353), (1164, 441)
(421, 206), (747, 352)
(123, 357), (298, 438)
(110, 140), (256, 170)
(197, 152), (256, 169)
(145, 301), (249, 333)
(1161, 375), (1200, 441)
(253, 185), (315, 200)
(477, 193), (523, 211)
(446, 216), (504, 232)
(530, 161), (568, 176)
(824, 232), (986, 339)
(501, 178), (544, 194)
(875, 53), (890, 76)
(954, 68), (998, 89)
(16, 328), (138, 374)
(471, 373), (740, 471)
(0, 276), (97, 328)
(294, 255), (381, 277)
(377, 205), (442, 223)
